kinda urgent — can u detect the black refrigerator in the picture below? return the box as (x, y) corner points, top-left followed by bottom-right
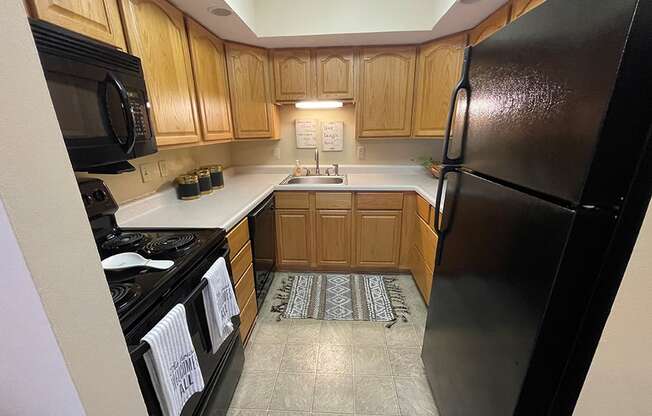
(422, 1), (652, 415)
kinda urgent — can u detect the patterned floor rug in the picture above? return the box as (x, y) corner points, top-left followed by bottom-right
(272, 273), (409, 326)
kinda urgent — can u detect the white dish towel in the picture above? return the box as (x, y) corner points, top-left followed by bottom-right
(142, 304), (205, 416)
(201, 257), (240, 353)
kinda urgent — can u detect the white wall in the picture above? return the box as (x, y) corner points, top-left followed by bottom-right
(0, 2), (146, 414)
(574, 206), (652, 416)
(0, 200), (86, 415)
(230, 105), (441, 166)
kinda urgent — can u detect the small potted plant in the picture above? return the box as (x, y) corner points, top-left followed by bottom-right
(419, 157), (441, 178)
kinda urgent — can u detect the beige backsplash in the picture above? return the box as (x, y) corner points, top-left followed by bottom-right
(230, 105), (442, 166)
(76, 144), (231, 204)
(84, 105), (442, 204)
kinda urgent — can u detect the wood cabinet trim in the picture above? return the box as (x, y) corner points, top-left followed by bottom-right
(469, 3), (511, 46)
(510, 0), (546, 20)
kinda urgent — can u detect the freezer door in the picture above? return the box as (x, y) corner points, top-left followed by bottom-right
(422, 171), (574, 416)
(456, 0), (649, 205)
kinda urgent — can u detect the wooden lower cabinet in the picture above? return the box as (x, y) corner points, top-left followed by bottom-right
(239, 290), (257, 342)
(316, 210), (352, 267)
(410, 245), (434, 304)
(276, 209), (313, 268)
(354, 210), (402, 268)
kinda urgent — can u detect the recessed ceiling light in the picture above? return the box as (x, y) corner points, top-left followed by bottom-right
(295, 101), (344, 109)
(208, 7), (232, 16)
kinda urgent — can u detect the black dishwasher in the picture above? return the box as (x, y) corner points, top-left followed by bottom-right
(248, 194), (276, 307)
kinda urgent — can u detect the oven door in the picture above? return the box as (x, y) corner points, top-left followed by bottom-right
(126, 244), (242, 416)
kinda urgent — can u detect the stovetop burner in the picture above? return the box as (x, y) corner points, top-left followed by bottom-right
(102, 232), (150, 252)
(143, 233), (197, 257)
(110, 282), (142, 312)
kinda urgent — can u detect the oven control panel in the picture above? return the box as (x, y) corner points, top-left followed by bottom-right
(78, 178), (118, 219)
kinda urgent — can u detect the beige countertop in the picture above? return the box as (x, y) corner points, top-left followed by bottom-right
(117, 165), (445, 231)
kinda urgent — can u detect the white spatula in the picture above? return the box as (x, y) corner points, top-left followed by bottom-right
(101, 252), (174, 271)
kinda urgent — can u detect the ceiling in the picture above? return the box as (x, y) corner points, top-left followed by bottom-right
(174, 0), (509, 48)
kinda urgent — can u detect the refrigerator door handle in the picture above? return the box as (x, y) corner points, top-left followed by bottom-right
(442, 46), (472, 165)
(433, 165), (458, 266)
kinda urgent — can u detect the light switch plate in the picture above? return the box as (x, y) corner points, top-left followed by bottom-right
(158, 160), (168, 177)
(140, 163), (156, 183)
(357, 145), (366, 160)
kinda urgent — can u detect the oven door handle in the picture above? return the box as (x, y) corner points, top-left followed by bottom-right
(105, 72), (137, 155)
(128, 245), (231, 361)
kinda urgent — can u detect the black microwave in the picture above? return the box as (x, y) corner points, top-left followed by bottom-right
(31, 19), (157, 173)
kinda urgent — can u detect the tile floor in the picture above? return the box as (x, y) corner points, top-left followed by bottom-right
(228, 273), (438, 416)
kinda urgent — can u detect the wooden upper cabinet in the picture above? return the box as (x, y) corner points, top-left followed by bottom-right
(120, 0), (201, 146)
(357, 46), (417, 138)
(413, 33), (466, 137)
(186, 18), (233, 142)
(511, 0), (546, 20)
(272, 49), (312, 101)
(315, 47), (355, 100)
(28, 0), (127, 49)
(225, 42), (276, 139)
(469, 3), (511, 46)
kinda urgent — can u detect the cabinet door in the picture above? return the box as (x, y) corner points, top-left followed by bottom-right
(276, 209), (313, 268)
(354, 210), (402, 268)
(357, 46), (416, 138)
(413, 34), (466, 137)
(469, 3), (511, 46)
(186, 17), (233, 142)
(225, 42), (275, 139)
(316, 210), (352, 268)
(29, 0), (126, 49)
(272, 49), (312, 101)
(120, 0), (201, 145)
(510, 0), (545, 20)
(315, 47), (355, 100)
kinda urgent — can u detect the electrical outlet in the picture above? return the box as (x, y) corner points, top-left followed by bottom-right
(158, 160), (168, 177)
(273, 146), (281, 160)
(357, 145), (366, 160)
(140, 163), (156, 183)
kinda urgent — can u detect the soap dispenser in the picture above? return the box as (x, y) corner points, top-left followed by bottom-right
(293, 160), (302, 176)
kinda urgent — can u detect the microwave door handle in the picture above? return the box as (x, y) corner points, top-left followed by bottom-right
(105, 72), (137, 155)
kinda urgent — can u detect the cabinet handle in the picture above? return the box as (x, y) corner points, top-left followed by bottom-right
(442, 47), (471, 165)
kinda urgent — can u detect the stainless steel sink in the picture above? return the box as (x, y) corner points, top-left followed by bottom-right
(281, 175), (347, 185)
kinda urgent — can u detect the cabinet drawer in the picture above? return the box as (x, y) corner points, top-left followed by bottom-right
(416, 194), (431, 223)
(234, 263), (255, 310)
(356, 192), (404, 210)
(410, 245), (433, 304)
(239, 290), (257, 343)
(227, 218), (250, 256)
(316, 192), (352, 209)
(276, 192), (310, 209)
(415, 215), (437, 271)
(231, 241), (253, 283)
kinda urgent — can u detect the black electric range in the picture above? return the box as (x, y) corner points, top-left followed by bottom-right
(79, 178), (244, 416)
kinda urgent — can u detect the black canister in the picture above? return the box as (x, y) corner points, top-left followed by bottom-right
(202, 165), (224, 189)
(195, 169), (213, 195)
(176, 174), (200, 200)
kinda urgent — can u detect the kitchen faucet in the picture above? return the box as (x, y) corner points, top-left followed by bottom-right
(315, 148), (320, 175)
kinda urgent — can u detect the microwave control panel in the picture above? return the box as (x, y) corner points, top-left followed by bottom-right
(127, 90), (152, 139)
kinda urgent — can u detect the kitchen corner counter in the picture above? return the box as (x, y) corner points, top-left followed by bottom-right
(117, 166), (445, 231)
